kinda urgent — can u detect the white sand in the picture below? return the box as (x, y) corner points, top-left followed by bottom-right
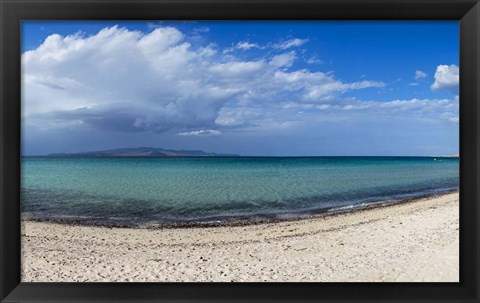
(21, 192), (459, 282)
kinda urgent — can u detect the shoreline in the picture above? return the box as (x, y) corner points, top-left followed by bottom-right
(21, 188), (459, 229)
(22, 191), (459, 282)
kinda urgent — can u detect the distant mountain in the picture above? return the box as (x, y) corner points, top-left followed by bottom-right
(432, 153), (459, 158)
(47, 147), (239, 157)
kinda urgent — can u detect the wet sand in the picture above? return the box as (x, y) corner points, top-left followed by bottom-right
(21, 192), (459, 282)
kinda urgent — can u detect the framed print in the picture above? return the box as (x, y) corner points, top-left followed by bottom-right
(1, 0), (479, 302)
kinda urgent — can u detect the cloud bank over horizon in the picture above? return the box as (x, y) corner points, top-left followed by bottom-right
(22, 22), (459, 156)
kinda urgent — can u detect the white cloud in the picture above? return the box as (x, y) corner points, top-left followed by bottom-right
(319, 98), (457, 123)
(177, 129), (222, 136)
(215, 107), (264, 127)
(431, 64), (459, 93)
(210, 60), (266, 76)
(273, 38), (308, 49)
(269, 51), (296, 67)
(300, 79), (385, 101)
(22, 26), (395, 135)
(415, 70), (427, 80)
(236, 41), (259, 50)
(147, 21), (165, 29)
(193, 26), (210, 33)
(317, 104), (331, 110)
(409, 82), (419, 86)
(223, 41), (261, 53)
(215, 96), (458, 133)
(23, 26), (231, 133)
(306, 56), (322, 65)
(224, 37), (307, 54)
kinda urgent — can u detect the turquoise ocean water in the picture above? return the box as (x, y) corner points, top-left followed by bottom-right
(21, 157), (459, 227)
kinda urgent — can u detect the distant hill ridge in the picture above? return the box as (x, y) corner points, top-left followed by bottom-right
(432, 153), (459, 158)
(47, 147), (238, 157)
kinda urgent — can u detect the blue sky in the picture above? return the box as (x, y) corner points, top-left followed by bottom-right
(22, 21), (459, 156)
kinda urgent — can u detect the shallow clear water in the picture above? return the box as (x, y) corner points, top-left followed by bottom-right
(21, 157), (459, 227)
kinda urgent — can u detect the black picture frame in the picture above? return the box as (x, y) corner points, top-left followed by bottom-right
(1, 0), (479, 302)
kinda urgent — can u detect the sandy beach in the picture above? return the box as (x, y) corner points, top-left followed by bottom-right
(21, 192), (459, 282)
